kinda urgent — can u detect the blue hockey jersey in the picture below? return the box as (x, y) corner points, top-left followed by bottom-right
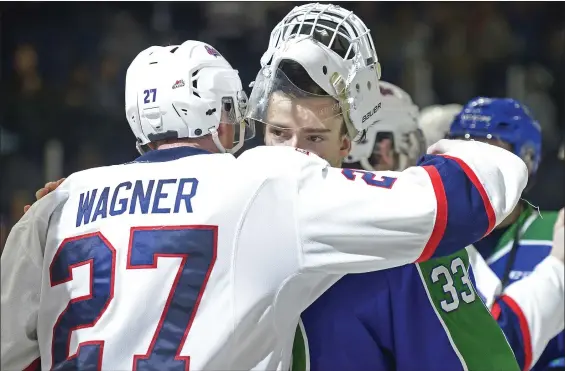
(292, 205), (563, 371)
(291, 248), (519, 371)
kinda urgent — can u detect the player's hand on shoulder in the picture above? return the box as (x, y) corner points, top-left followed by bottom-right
(23, 178), (66, 214)
(551, 208), (564, 264)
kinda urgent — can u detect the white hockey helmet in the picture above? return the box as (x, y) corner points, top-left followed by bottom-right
(125, 40), (254, 155)
(246, 3), (383, 141)
(344, 81), (426, 171)
(418, 104), (462, 148)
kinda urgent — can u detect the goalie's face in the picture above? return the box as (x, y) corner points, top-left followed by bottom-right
(263, 91), (351, 167)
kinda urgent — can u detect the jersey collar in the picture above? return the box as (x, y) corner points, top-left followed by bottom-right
(133, 147), (212, 163)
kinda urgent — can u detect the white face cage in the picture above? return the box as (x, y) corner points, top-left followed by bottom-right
(254, 3), (383, 140)
(262, 3), (380, 73)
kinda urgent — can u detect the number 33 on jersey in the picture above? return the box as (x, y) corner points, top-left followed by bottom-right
(418, 249), (478, 314)
(416, 248), (513, 370)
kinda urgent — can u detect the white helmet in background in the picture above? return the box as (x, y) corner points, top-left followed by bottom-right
(344, 81), (426, 171)
(125, 40), (254, 155)
(246, 3), (383, 140)
(418, 104), (462, 148)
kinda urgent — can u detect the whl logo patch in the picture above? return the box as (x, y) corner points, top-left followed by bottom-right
(295, 148), (310, 156)
(205, 45), (221, 58)
(172, 79), (185, 89)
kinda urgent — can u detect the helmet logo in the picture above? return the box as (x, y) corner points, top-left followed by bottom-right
(461, 114), (492, 123)
(295, 148), (310, 156)
(379, 86), (394, 96)
(361, 103), (382, 124)
(205, 45), (221, 58)
(172, 79), (185, 89)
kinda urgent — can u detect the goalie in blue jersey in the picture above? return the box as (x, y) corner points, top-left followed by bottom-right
(253, 4), (520, 371)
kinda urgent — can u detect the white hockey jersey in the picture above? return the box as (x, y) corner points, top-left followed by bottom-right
(1, 140), (527, 371)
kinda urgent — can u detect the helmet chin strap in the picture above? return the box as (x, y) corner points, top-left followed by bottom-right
(135, 122), (248, 156)
(209, 127), (227, 153)
(136, 142), (147, 155)
(210, 121), (247, 154)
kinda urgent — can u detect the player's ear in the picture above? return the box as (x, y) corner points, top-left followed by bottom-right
(339, 134), (351, 158)
(339, 120), (351, 156)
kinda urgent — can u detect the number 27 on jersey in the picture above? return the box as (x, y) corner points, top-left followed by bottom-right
(49, 225), (217, 371)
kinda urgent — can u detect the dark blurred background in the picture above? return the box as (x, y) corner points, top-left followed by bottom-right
(1, 2), (564, 248)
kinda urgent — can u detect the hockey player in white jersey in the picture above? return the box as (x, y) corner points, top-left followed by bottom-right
(2, 39), (528, 371)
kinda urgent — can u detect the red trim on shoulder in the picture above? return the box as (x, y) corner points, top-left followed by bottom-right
(440, 154), (496, 236)
(491, 302), (502, 320)
(500, 295), (533, 371)
(23, 358), (40, 371)
(416, 166), (448, 262)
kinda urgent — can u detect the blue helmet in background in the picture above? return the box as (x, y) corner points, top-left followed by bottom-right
(448, 97), (542, 174)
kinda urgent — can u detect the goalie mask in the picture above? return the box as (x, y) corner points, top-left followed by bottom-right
(344, 81), (426, 171)
(247, 3), (383, 141)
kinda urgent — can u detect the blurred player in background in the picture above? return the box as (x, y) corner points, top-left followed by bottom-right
(342, 81), (426, 172)
(448, 97), (565, 371)
(249, 4), (520, 371)
(418, 100), (564, 371)
(418, 103), (463, 148)
(2, 36), (530, 371)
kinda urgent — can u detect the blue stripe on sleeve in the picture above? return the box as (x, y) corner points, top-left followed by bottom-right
(417, 154), (491, 259)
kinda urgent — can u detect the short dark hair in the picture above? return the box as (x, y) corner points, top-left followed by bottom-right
(279, 59), (326, 95)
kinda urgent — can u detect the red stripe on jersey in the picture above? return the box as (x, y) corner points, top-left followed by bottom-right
(441, 154), (496, 236)
(23, 358), (40, 371)
(416, 166), (448, 263)
(491, 302), (502, 320)
(500, 294), (533, 371)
